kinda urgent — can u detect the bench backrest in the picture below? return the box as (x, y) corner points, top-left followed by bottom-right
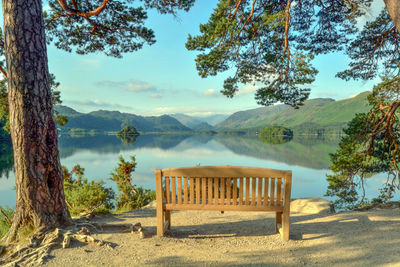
(155, 166), (292, 211)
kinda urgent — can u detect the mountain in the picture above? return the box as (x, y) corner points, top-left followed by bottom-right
(199, 114), (230, 126)
(215, 92), (371, 133)
(191, 122), (214, 131)
(170, 114), (204, 128)
(170, 113), (229, 128)
(55, 106), (192, 133)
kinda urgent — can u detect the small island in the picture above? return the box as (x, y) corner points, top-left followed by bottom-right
(116, 126), (140, 143)
(259, 126), (293, 144)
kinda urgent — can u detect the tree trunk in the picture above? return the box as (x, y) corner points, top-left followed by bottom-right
(384, 0), (400, 33)
(2, 0), (71, 243)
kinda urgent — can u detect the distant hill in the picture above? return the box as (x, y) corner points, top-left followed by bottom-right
(170, 113), (229, 128)
(200, 114), (230, 126)
(55, 106), (192, 133)
(215, 92), (371, 133)
(170, 114), (204, 128)
(191, 122), (214, 131)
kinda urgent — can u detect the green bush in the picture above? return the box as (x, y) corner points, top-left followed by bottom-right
(110, 156), (153, 212)
(63, 165), (115, 217)
(0, 205), (13, 240)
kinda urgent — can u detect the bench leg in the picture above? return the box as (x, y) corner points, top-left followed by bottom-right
(282, 211), (290, 241)
(156, 205), (165, 237)
(275, 212), (282, 233)
(165, 210), (171, 230)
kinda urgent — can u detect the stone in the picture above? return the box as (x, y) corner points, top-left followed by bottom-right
(77, 227), (91, 236)
(290, 197), (335, 214)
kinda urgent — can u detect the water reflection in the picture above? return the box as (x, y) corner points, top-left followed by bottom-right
(0, 139), (13, 178)
(0, 134), (344, 208)
(215, 135), (339, 169)
(58, 134), (192, 158)
(1, 134), (340, 175)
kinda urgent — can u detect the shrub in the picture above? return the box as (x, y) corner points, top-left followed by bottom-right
(110, 156), (153, 212)
(63, 165), (115, 217)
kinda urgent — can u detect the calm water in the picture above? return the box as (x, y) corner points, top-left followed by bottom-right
(0, 134), (388, 208)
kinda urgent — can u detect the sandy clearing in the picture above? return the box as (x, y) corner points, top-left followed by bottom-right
(41, 204), (400, 267)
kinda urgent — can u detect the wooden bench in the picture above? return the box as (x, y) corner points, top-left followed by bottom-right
(155, 166), (292, 240)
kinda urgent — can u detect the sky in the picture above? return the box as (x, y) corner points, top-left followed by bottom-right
(10, 1), (388, 117)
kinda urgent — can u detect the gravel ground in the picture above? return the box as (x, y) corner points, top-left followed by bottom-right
(41, 203), (400, 267)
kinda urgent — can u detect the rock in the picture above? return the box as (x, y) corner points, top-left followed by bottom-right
(133, 223), (142, 232)
(144, 200), (157, 209)
(291, 197), (335, 214)
(62, 235), (71, 249)
(77, 227), (91, 236)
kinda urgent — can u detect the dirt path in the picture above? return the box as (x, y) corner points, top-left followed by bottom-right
(41, 203), (400, 267)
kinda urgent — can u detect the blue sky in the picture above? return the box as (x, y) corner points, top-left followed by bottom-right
(13, 1), (387, 116)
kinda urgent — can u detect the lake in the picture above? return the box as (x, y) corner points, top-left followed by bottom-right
(0, 134), (388, 208)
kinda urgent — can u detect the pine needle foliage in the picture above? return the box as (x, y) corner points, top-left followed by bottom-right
(110, 156), (154, 212)
(63, 165), (115, 217)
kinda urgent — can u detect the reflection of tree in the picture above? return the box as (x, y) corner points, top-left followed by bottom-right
(58, 134), (191, 158)
(259, 135), (292, 145)
(215, 136), (339, 170)
(118, 134), (138, 144)
(0, 140), (13, 178)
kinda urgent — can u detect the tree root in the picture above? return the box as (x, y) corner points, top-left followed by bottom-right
(0, 220), (146, 267)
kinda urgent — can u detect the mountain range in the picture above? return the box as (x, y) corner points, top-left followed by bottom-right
(214, 91), (371, 134)
(169, 113), (229, 127)
(54, 91), (371, 134)
(55, 106), (192, 133)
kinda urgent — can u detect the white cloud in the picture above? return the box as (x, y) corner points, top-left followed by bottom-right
(202, 88), (217, 97)
(150, 93), (163, 99)
(145, 106), (234, 117)
(79, 59), (101, 70)
(236, 84), (258, 96)
(95, 79), (157, 93)
(65, 99), (135, 112)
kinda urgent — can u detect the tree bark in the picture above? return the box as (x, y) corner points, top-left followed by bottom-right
(2, 0), (71, 242)
(384, 0), (400, 33)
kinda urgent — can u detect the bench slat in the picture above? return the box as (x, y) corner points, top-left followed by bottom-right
(270, 178), (275, 206)
(245, 177), (250, 205)
(183, 177), (188, 204)
(251, 177), (256, 206)
(264, 177), (269, 207)
(214, 178), (219, 205)
(196, 177), (201, 205)
(226, 178), (231, 205)
(177, 177), (182, 205)
(171, 177), (176, 204)
(202, 177), (207, 205)
(277, 178), (282, 206)
(221, 178), (225, 205)
(165, 177), (170, 204)
(232, 178), (237, 206)
(190, 177), (194, 204)
(258, 177), (263, 206)
(208, 178), (213, 205)
(239, 178), (243, 206)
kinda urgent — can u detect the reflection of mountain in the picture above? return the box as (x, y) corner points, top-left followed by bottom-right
(0, 140), (13, 178)
(214, 136), (339, 169)
(58, 134), (192, 158)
